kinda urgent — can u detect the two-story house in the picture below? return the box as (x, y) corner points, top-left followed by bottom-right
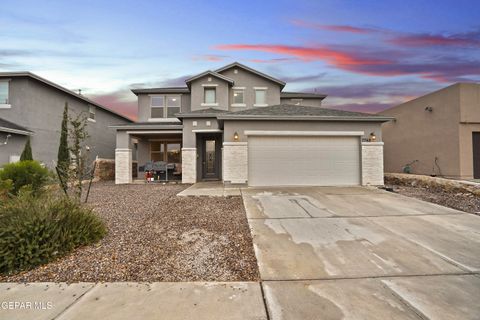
(112, 62), (392, 186)
(0, 72), (132, 167)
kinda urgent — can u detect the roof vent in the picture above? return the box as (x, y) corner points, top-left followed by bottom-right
(425, 106), (433, 112)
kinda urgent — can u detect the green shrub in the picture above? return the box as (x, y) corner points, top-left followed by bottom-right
(0, 192), (106, 274)
(0, 160), (49, 195)
(0, 179), (13, 202)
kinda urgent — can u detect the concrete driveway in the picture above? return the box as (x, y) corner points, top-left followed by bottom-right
(243, 186), (480, 320)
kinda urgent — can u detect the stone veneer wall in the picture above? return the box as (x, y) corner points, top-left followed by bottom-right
(182, 148), (196, 183)
(95, 158), (137, 181)
(223, 142), (248, 184)
(115, 148), (132, 184)
(361, 142), (384, 186)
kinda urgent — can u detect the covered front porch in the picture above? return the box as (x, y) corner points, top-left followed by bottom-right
(112, 122), (183, 184)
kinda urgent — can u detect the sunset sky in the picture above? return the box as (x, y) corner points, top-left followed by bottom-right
(1, 0), (479, 120)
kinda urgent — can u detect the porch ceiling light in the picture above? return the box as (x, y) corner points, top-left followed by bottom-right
(369, 132), (376, 142)
(233, 131), (239, 141)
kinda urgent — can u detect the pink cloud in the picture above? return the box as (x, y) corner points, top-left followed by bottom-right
(291, 19), (373, 34)
(193, 54), (228, 62)
(90, 93), (137, 121)
(389, 33), (480, 47)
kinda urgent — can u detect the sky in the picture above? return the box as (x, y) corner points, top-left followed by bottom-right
(1, 0), (479, 120)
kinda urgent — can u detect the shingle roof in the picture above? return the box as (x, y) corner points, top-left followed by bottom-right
(0, 72), (133, 122)
(176, 108), (228, 118)
(281, 91), (327, 99)
(217, 104), (394, 122)
(0, 117), (34, 135)
(131, 87), (190, 95)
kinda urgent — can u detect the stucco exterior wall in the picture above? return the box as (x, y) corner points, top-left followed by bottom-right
(219, 67), (281, 111)
(182, 118), (221, 148)
(0, 76), (131, 167)
(190, 75), (229, 111)
(0, 133), (26, 165)
(223, 120), (382, 143)
(380, 84), (463, 178)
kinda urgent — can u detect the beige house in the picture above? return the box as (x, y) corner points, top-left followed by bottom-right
(112, 62), (391, 186)
(380, 83), (480, 180)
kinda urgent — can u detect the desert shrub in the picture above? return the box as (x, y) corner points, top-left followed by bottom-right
(0, 160), (49, 195)
(0, 179), (13, 202)
(0, 192), (106, 274)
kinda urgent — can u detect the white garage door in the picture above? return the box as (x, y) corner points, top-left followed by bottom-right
(248, 135), (361, 186)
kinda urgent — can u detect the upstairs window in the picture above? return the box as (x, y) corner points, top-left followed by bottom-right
(254, 89), (267, 106)
(204, 88), (216, 104)
(151, 95), (181, 118)
(88, 105), (96, 121)
(0, 81), (9, 105)
(233, 89), (244, 105)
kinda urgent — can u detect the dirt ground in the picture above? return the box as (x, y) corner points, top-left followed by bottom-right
(0, 182), (259, 282)
(387, 183), (480, 215)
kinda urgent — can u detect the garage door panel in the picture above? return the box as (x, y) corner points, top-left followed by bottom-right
(248, 136), (360, 186)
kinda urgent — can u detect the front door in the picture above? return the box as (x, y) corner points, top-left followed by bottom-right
(202, 136), (220, 180)
(473, 132), (480, 179)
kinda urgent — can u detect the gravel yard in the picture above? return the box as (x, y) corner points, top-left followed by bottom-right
(389, 184), (480, 214)
(0, 182), (259, 282)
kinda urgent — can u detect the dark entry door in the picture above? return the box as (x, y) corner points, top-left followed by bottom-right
(473, 132), (480, 179)
(202, 137), (220, 180)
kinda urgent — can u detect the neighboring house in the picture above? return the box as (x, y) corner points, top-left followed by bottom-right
(380, 83), (480, 180)
(113, 62), (391, 186)
(0, 72), (132, 167)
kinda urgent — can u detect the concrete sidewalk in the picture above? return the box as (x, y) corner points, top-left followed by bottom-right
(0, 282), (267, 320)
(177, 181), (243, 197)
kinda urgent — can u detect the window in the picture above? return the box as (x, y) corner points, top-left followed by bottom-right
(255, 89), (267, 106)
(0, 81), (9, 105)
(150, 141), (182, 164)
(204, 88), (216, 104)
(151, 95), (181, 118)
(233, 90), (244, 104)
(88, 105), (96, 121)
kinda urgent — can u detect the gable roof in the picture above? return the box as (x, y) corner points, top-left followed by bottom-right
(185, 71), (234, 87)
(131, 87), (190, 95)
(0, 72), (133, 122)
(217, 104), (393, 122)
(0, 117), (34, 135)
(281, 91), (327, 99)
(215, 62), (286, 89)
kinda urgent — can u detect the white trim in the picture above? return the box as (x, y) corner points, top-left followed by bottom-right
(253, 104), (268, 107)
(201, 83), (219, 87)
(361, 141), (384, 146)
(147, 118), (181, 122)
(126, 130), (182, 134)
(223, 142), (248, 146)
(253, 87), (268, 90)
(0, 104), (11, 109)
(192, 129), (223, 133)
(0, 127), (33, 136)
(201, 103), (219, 107)
(244, 130), (365, 136)
(232, 86), (245, 90)
(231, 103), (246, 107)
(87, 118), (96, 123)
(182, 147), (196, 151)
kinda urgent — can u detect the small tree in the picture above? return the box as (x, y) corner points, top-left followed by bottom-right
(68, 113), (90, 200)
(20, 137), (33, 161)
(57, 103), (70, 184)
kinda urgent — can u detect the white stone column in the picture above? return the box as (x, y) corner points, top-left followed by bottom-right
(115, 148), (132, 184)
(361, 142), (384, 186)
(182, 148), (197, 183)
(223, 142), (248, 184)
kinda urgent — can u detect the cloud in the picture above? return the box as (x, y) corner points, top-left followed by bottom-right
(280, 73), (327, 83)
(89, 91), (137, 121)
(193, 54), (229, 62)
(388, 31), (480, 48)
(130, 74), (192, 88)
(215, 43), (480, 82)
(247, 58), (297, 63)
(291, 20), (374, 34)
